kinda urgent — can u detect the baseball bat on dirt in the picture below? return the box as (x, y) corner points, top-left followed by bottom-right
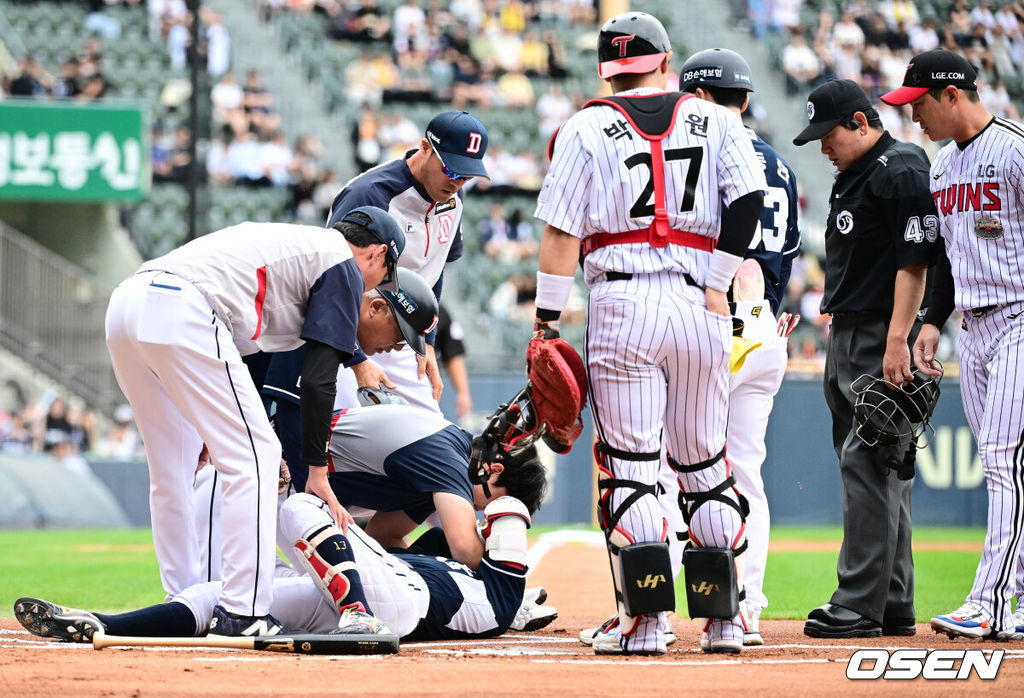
(92, 632), (400, 655)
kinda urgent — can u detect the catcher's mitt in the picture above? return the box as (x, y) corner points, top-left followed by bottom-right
(526, 332), (587, 452)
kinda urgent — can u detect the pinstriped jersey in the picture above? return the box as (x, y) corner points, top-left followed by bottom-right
(535, 87), (767, 287)
(930, 117), (1024, 310)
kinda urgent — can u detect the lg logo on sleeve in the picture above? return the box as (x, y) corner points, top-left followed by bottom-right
(846, 649), (1004, 680)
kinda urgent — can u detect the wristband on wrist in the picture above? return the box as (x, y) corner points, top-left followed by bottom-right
(705, 250), (744, 293)
(535, 271), (574, 314)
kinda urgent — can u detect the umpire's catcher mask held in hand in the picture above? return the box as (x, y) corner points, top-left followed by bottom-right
(851, 366), (942, 449)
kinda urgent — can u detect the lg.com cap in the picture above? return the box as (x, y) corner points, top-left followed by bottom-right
(425, 110), (489, 179)
(881, 49), (977, 105)
(378, 269), (438, 357)
(793, 79), (872, 146)
(337, 205), (405, 292)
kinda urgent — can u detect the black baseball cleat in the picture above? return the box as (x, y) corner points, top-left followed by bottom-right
(14, 597), (105, 643)
(207, 605), (293, 637)
(804, 603), (882, 638)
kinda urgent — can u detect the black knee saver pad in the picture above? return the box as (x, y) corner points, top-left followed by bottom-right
(619, 542), (676, 617)
(683, 547), (739, 619)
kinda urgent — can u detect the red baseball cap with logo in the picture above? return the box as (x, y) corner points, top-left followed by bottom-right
(881, 49), (978, 105)
(597, 12), (672, 79)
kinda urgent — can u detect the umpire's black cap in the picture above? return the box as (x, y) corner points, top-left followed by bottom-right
(378, 269), (438, 357)
(793, 79), (872, 146)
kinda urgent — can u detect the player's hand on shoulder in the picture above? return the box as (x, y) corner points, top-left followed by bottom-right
(705, 288), (730, 317)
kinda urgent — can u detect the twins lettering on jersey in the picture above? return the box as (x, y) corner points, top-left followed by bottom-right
(932, 183), (1001, 215)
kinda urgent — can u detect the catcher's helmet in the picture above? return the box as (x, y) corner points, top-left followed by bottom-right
(356, 386), (408, 407)
(680, 48), (755, 93)
(851, 367), (942, 448)
(597, 11), (672, 79)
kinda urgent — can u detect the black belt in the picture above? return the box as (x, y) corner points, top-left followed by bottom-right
(969, 305), (997, 318)
(604, 271), (698, 286)
(829, 310), (884, 319)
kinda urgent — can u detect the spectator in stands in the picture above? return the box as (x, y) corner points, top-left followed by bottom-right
(479, 203), (536, 261)
(151, 124), (175, 182)
(211, 72), (244, 126)
(9, 55), (49, 97)
(260, 130), (294, 187)
(352, 104), (383, 172)
(782, 30), (822, 95)
(909, 17), (940, 53)
(76, 53), (113, 102)
(393, 0), (426, 54)
(205, 126), (235, 185)
(950, 0), (973, 45)
(833, 10), (866, 50)
(167, 12), (190, 71)
(96, 404), (142, 461)
(451, 53), (489, 109)
(495, 67), (534, 108)
(536, 82), (573, 141)
(227, 128), (270, 187)
(42, 397), (74, 453)
(543, 30), (569, 79)
(520, 29), (548, 77)
(51, 57), (81, 99)
(204, 8), (231, 77)
(242, 69), (275, 128)
(329, 0), (391, 43)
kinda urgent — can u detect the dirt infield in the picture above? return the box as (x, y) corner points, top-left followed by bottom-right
(2, 535), (1022, 696)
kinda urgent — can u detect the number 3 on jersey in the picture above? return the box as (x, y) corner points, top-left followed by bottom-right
(625, 147), (704, 218)
(749, 186), (788, 253)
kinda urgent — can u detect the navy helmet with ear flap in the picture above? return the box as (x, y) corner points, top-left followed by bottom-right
(680, 48), (754, 93)
(377, 268), (439, 357)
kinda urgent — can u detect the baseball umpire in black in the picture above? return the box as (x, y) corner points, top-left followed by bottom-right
(793, 79), (938, 637)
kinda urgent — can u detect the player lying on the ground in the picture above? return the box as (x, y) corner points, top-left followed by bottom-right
(15, 494), (534, 643)
(197, 388), (559, 631)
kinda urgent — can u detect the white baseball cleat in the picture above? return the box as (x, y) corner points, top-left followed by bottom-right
(580, 615), (676, 646)
(332, 607), (391, 635)
(744, 604), (764, 646)
(702, 618), (743, 654)
(591, 627), (667, 656)
(930, 602), (993, 639)
(523, 587), (547, 605)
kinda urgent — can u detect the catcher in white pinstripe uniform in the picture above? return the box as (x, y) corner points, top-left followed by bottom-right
(885, 49), (1024, 641)
(532, 12), (767, 656)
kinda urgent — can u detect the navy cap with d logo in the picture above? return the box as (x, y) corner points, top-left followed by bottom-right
(425, 110), (489, 179)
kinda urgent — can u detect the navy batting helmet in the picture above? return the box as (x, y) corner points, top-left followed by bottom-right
(356, 386), (408, 407)
(378, 268), (439, 357)
(681, 48), (755, 93)
(597, 12), (672, 79)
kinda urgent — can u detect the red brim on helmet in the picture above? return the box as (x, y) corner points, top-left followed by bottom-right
(598, 52), (668, 78)
(880, 85), (929, 106)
